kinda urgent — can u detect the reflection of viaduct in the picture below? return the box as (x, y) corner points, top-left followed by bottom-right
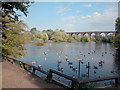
(66, 31), (115, 37)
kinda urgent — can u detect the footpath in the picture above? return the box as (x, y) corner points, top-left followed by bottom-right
(2, 61), (64, 89)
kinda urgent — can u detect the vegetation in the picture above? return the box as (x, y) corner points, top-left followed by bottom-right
(2, 16), (27, 58)
(114, 17), (120, 50)
(74, 77), (97, 89)
(81, 35), (90, 42)
(92, 35), (115, 43)
(2, 2), (33, 58)
(114, 34), (120, 49)
(2, 2), (33, 21)
(51, 30), (69, 42)
(23, 28), (115, 46)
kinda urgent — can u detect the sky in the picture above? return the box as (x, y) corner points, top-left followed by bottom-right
(18, 2), (118, 32)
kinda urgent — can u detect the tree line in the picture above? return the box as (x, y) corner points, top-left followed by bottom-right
(23, 27), (115, 45)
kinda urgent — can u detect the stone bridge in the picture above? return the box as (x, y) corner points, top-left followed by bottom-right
(66, 31), (115, 37)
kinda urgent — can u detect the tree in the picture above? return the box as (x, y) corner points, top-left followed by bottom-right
(114, 34), (120, 49)
(51, 30), (69, 42)
(60, 29), (64, 32)
(2, 16), (28, 58)
(2, 2), (32, 58)
(51, 30), (63, 42)
(81, 35), (90, 42)
(42, 29), (53, 40)
(115, 17), (120, 35)
(73, 34), (81, 42)
(67, 36), (75, 42)
(30, 27), (37, 32)
(114, 17), (120, 50)
(2, 2), (33, 21)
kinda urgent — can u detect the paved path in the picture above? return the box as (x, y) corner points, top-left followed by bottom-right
(2, 61), (64, 88)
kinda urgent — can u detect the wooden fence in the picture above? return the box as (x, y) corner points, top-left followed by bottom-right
(2, 55), (120, 89)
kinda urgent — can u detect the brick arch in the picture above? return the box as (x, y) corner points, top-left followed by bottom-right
(83, 33), (89, 36)
(99, 32), (108, 37)
(107, 32), (115, 36)
(77, 33), (82, 35)
(90, 32), (96, 37)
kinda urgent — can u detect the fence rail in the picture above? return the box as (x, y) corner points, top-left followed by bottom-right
(2, 55), (120, 88)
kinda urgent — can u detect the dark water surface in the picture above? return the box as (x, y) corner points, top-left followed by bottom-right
(18, 42), (120, 87)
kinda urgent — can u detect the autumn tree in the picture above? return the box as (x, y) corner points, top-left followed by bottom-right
(2, 1), (33, 58)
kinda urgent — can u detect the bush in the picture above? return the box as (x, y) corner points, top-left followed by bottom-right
(34, 42), (44, 46)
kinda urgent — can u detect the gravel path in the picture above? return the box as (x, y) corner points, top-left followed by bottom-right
(2, 61), (64, 88)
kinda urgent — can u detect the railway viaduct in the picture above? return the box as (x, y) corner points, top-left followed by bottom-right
(66, 31), (115, 37)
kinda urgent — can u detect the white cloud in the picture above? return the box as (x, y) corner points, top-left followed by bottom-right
(76, 10), (80, 13)
(83, 4), (92, 7)
(81, 15), (91, 19)
(61, 16), (76, 23)
(63, 24), (76, 32)
(61, 6), (117, 31)
(61, 6), (117, 32)
(57, 6), (72, 15)
(66, 24), (74, 27)
(93, 12), (101, 16)
(78, 6), (117, 31)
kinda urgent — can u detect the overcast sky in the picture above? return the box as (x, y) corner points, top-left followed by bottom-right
(19, 2), (118, 32)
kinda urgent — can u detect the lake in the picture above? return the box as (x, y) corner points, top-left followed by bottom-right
(18, 42), (120, 87)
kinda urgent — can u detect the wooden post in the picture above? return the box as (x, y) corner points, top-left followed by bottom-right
(47, 69), (53, 83)
(71, 80), (76, 88)
(78, 83), (83, 90)
(10, 59), (13, 64)
(12, 60), (14, 64)
(115, 78), (119, 87)
(22, 63), (26, 70)
(8, 58), (10, 62)
(33, 68), (36, 73)
(78, 61), (80, 77)
(88, 62), (90, 79)
(19, 62), (22, 68)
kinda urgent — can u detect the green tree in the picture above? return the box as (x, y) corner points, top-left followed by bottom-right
(51, 30), (69, 42)
(73, 34), (81, 41)
(67, 36), (75, 42)
(2, 2), (33, 21)
(29, 29), (49, 45)
(42, 29), (53, 40)
(60, 29), (64, 32)
(51, 30), (63, 42)
(23, 31), (32, 43)
(114, 34), (120, 49)
(115, 17), (120, 35)
(30, 27), (37, 32)
(81, 35), (90, 42)
(108, 34), (115, 43)
(2, 2), (32, 58)
(2, 16), (28, 58)
(114, 17), (120, 50)
(91, 36), (96, 41)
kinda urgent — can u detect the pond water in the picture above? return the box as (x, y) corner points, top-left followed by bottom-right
(18, 42), (120, 87)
